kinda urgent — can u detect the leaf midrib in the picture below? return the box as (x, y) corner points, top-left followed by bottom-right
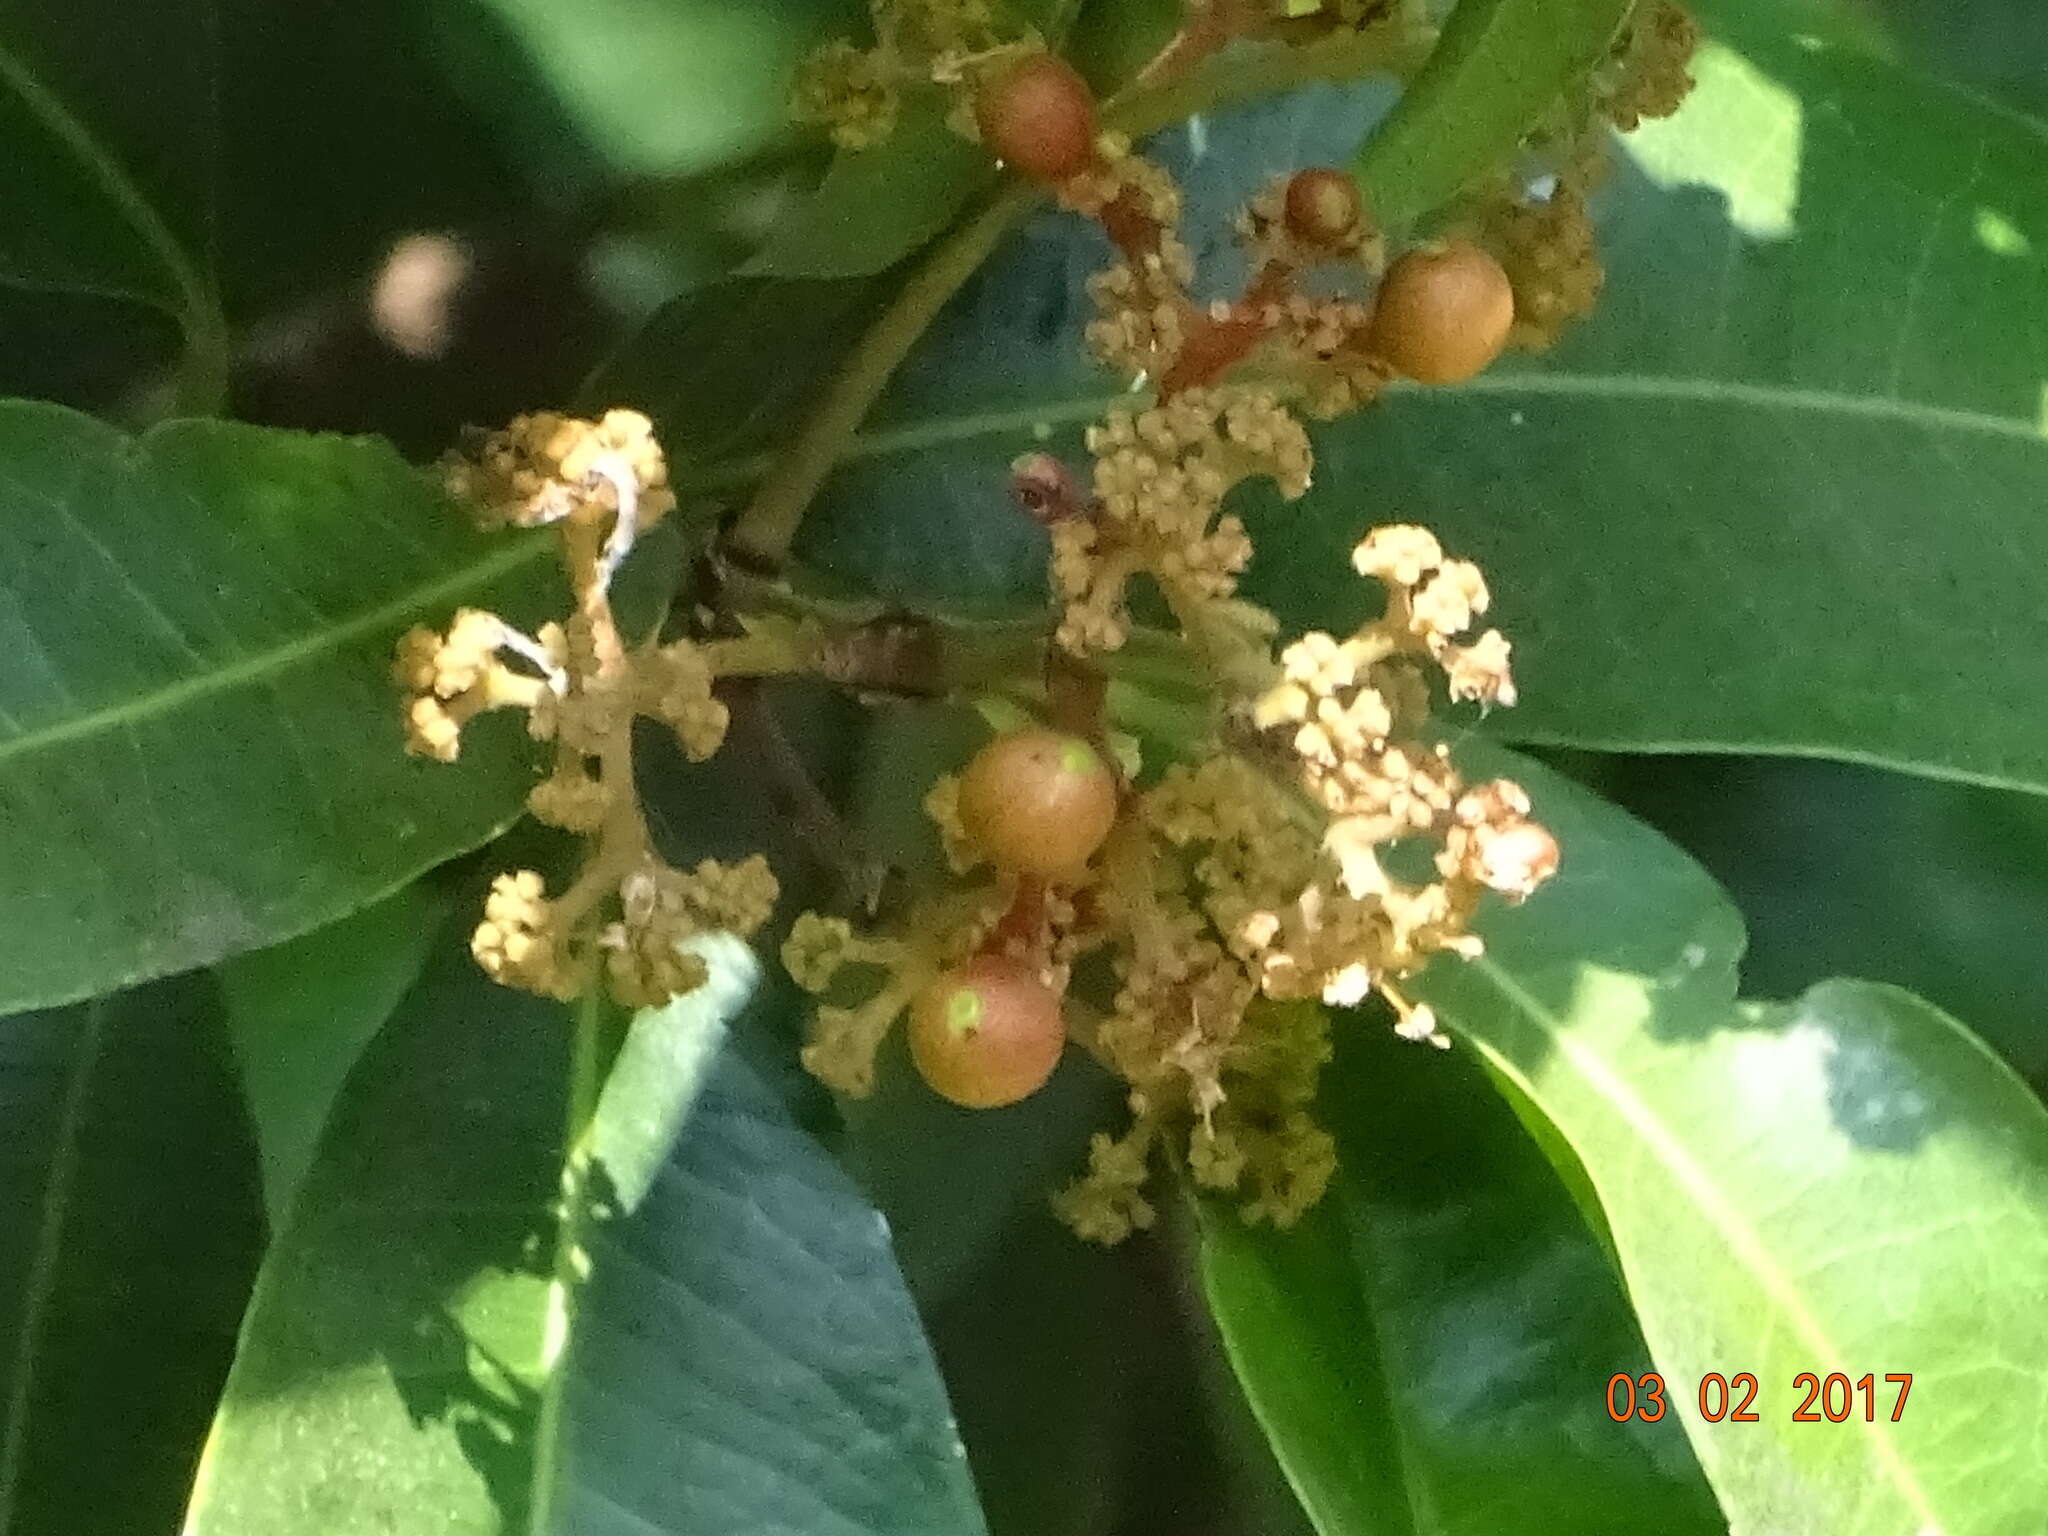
(11, 366), (2029, 769)
(678, 368), (2045, 497)
(0, 534), (547, 767)
(1456, 957), (1945, 1531)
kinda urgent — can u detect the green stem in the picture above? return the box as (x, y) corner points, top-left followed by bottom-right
(525, 984), (607, 1535)
(0, 41), (229, 416)
(722, 20), (1429, 571)
(725, 182), (1036, 570)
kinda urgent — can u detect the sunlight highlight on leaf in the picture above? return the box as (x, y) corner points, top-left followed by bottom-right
(1973, 206), (2033, 258)
(1623, 42), (1802, 239)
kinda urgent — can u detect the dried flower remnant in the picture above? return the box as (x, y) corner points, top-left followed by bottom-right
(1603, 0), (1702, 132)
(398, 410), (806, 1008)
(1453, 1), (1698, 352)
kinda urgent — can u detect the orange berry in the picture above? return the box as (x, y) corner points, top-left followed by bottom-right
(1369, 242), (1515, 384)
(1282, 168), (1364, 248)
(909, 958), (1066, 1108)
(975, 53), (1097, 184)
(957, 728), (1118, 878)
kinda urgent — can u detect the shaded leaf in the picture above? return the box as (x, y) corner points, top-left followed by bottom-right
(186, 898), (980, 1534)
(1596, 752), (2048, 1086)
(1199, 1017), (1721, 1535)
(216, 882), (450, 1225)
(583, 273), (890, 476)
(0, 401), (676, 1013)
(561, 992), (988, 1536)
(0, 0), (215, 318)
(463, 0), (853, 180)
(1415, 745), (2048, 1534)
(742, 98), (992, 281)
(1354, 0), (1632, 230)
(0, 977), (264, 1535)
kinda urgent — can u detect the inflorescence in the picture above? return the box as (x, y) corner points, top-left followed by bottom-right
(398, 409), (806, 1008)
(401, 0), (1696, 1240)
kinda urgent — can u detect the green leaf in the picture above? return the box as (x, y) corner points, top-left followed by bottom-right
(1198, 1017), (1722, 1535)
(0, 0), (225, 405)
(464, 0), (852, 179)
(185, 906), (982, 1534)
(1864, 0), (2048, 119)
(583, 273), (891, 474)
(1414, 745), (2048, 1534)
(742, 97), (992, 280)
(1597, 753), (2048, 1086)
(560, 1004), (988, 1535)
(0, 401), (679, 1015)
(1354, 0), (1633, 230)
(216, 882), (450, 1226)
(0, 976), (265, 1535)
(1254, 14), (2048, 788)
(738, 0), (1090, 281)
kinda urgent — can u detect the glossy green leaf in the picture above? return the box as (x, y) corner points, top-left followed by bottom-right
(216, 882), (449, 1225)
(559, 996), (987, 1536)
(1199, 1017), (1721, 1535)
(1353, 0), (1632, 230)
(0, 977), (265, 1535)
(742, 97), (992, 280)
(0, 401), (680, 1015)
(738, 0), (1088, 281)
(1414, 745), (2048, 1534)
(1257, 12), (2048, 789)
(463, 0), (852, 179)
(186, 905), (982, 1535)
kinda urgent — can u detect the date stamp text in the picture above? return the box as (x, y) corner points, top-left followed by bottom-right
(1606, 1373), (1913, 1424)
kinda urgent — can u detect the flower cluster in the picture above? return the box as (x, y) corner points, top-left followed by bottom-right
(1050, 388), (1304, 662)
(1039, 149), (1411, 689)
(397, 410), (803, 1007)
(774, 20), (1595, 1238)
(787, 520), (1557, 1240)
(1058, 528), (1553, 1239)
(404, 0), (1691, 1241)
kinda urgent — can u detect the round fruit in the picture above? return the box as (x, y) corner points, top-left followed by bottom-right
(1369, 242), (1515, 384)
(1282, 168), (1364, 248)
(909, 958), (1066, 1108)
(975, 53), (1097, 185)
(957, 728), (1118, 878)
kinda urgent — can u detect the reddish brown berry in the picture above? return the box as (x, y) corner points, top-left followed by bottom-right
(1369, 242), (1516, 384)
(957, 728), (1118, 878)
(1282, 168), (1364, 249)
(909, 958), (1066, 1108)
(975, 53), (1097, 185)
